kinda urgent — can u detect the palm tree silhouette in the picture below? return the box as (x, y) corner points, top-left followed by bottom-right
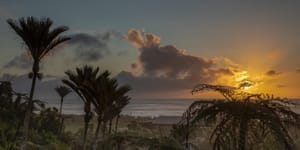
(180, 84), (300, 150)
(62, 65), (99, 150)
(106, 84), (131, 134)
(55, 86), (71, 117)
(55, 85), (71, 133)
(78, 70), (131, 150)
(98, 78), (131, 136)
(7, 17), (70, 149)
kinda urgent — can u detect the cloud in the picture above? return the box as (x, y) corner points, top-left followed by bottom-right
(3, 53), (32, 69)
(118, 29), (235, 94)
(265, 70), (280, 76)
(296, 69), (300, 73)
(67, 31), (121, 62)
(277, 84), (287, 88)
(116, 71), (191, 93)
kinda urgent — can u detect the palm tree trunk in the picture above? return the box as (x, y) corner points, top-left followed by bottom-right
(185, 110), (191, 150)
(93, 118), (102, 150)
(102, 121), (107, 138)
(20, 62), (38, 150)
(59, 98), (63, 117)
(238, 119), (248, 150)
(83, 113), (90, 150)
(117, 142), (121, 150)
(115, 115), (120, 132)
(108, 119), (113, 135)
(59, 97), (64, 134)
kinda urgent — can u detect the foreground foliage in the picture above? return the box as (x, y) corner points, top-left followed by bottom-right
(178, 84), (300, 150)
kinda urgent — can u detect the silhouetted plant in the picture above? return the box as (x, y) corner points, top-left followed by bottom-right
(7, 16), (70, 149)
(107, 85), (131, 134)
(55, 86), (71, 117)
(55, 85), (71, 133)
(78, 69), (131, 150)
(180, 84), (300, 150)
(62, 65), (99, 150)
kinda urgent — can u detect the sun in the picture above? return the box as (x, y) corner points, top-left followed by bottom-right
(242, 86), (251, 90)
(233, 71), (258, 91)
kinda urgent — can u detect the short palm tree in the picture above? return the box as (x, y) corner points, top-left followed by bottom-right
(62, 65), (99, 150)
(181, 84), (300, 150)
(55, 86), (71, 118)
(7, 17), (70, 149)
(55, 85), (71, 132)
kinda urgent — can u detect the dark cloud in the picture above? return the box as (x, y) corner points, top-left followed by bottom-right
(296, 69), (300, 73)
(265, 70), (280, 76)
(119, 29), (234, 94)
(213, 68), (234, 76)
(4, 53), (32, 69)
(277, 84), (287, 88)
(67, 31), (121, 62)
(75, 48), (104, 61)
(68, 33), (106, 48)
(116, 71), (192, 93)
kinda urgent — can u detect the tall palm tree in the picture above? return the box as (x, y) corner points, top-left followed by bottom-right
(7, 17), (70, 149)
(55, 85), (71, 133)
(181, 84), (300, 150)
(62, 65), (99, 150)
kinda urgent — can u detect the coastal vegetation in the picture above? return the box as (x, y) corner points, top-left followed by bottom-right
(176, 84), (300, 150)
(0, 16), (299, 150)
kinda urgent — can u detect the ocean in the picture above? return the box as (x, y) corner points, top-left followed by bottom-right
(46, 98), (196, 117)
(46, 99), (300, 117)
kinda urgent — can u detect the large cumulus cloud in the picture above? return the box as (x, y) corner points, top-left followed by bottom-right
(117, 29), (234, 95)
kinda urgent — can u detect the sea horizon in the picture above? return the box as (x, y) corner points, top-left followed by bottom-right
(45, 98), (300, 117)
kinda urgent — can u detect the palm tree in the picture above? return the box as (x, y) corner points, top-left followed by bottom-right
(7, 17), (70, 149)
(80, 72), (131, 150)
(55, 86), (71, 117)
(62, 65), (100, 150)
(181, 84), (300, 150)
(54, 85), (71, 132)
(100, 78), (131, 136)
(108, 87), (131, 134)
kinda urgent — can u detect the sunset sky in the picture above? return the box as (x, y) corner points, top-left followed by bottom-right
(0, 1), (300, 99)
